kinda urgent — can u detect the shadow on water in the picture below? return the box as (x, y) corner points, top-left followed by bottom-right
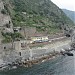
(0, 52), (75, 75)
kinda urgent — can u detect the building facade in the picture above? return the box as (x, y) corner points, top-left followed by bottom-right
(31, 36), (49, 43)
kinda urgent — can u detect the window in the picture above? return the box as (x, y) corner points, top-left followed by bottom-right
(4, 47), (6, 49)
(21, 43), (25, 47)
(19, 52), (21, 56)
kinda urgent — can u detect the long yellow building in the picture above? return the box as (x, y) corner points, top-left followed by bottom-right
(31, 36), (49, 43)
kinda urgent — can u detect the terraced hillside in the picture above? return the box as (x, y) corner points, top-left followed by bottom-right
(2, 0), (74, 34)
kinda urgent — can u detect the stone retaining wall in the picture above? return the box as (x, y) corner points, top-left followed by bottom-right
(0, 38), (71, 65)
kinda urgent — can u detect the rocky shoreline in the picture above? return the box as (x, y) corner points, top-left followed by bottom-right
(0, 49), (73, 71)
(0, 51), (61, 71)
(0, 38), (72, 71)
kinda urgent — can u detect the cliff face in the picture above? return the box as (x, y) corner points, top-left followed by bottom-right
(0, 0), (10, 26)
(0, 0), (13, 31)
(0, 0), (4, 26)
(0, 0), (14, 44)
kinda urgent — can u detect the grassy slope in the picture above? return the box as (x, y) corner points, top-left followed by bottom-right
(3, 0), (74, 34)
(62, 9), (75, 23)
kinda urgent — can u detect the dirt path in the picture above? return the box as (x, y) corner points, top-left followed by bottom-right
(43, 37), (71, 52)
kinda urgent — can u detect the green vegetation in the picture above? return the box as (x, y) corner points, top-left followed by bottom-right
(1, 32), (24, 43)
(3, 0), (74, 33)
(62, 9), (75, 23)
(1, 32), (12, 43)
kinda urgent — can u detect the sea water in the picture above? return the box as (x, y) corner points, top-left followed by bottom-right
(0, 51), (75, 75)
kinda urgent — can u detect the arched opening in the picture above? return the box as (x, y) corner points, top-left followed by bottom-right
(19, 52), (21, 56)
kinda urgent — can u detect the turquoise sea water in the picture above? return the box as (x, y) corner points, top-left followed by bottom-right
(0, 51), (75, 75)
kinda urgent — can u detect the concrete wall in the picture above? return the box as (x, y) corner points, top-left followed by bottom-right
(20, 50), (30, 60)
(0, 1), (4, 11)
(19, 27), (36, 38)
(13, 40), (28, 51)
(0, 38), (71, 64)
(0, 43), (13, 51)
(0, 0), (13, 32)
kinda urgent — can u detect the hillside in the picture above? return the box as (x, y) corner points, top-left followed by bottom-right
(62, 9), (75, 23)
(2, 0), (75, 34)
